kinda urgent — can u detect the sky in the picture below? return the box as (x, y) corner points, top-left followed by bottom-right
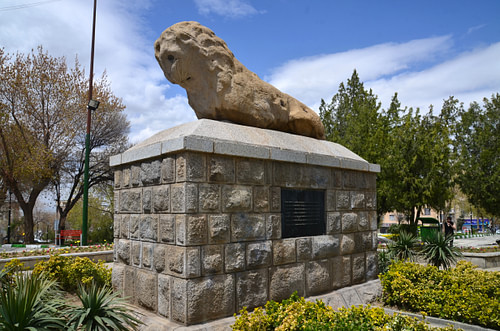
(1, 0), (499, 144)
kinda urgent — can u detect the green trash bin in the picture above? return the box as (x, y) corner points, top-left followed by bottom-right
(418, 217), (440, 241)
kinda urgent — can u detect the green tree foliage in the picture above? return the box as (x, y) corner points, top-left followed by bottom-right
(66, 186), (114, 244)
(320, 71), (457, 230)
(0, 47), (128, 243)
(454, 94), (500, 218)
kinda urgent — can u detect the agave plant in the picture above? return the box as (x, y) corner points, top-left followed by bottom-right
(387, 231), (419, 262)
(0, 272), (67, 330)
(67, 282), (142, 331)
(421, 231), (463, 270)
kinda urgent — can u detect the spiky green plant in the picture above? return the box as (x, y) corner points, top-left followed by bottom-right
(67, 283), (142, 331)
(0, 272), (67, 330)
(387, 231), (419, 262)
(421, 231), (463, 269)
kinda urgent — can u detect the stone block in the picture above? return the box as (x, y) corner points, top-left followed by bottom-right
(123, 266), (135, 299)
(326, 212), (341, 234)
(236, 159), (266, 185)
(366, 251), (378, 280)
(273, 239), (296, 265)
(159, 214), (175, 243)
(272, 162), (299, 187)
(176, 152), (206, 182)
(131, 165), (140, 187)
(116, 239), (130, 265)
(202, 245), (223, 275)
(120, 214), (129, 238)
(208, 215), (230, 244)
(171, 277), (187, 324)
(351, 192), (365, 209)
(352, 253), (366, 284)
(342, 213), (358, 233)
(171, 183), (198, 213)
(358, 212), (370, 231)
(225, 242), (246, 272)
(222, 185), (252, 212)
(369, 211), (377, 231)
(176, 214), (207, 246)
(130, 215), (140, 239)
(236, 269), (268, 311)
(366, 191), (376, 210)
(341, 234), (356, 255)
(270, 187), (281, 212)
(331, 256), (352, 289)
(111, 263), (124, 293)
(153, 244), (166, 273)
(122, 168), (131, 188)
(208, 155), (235, 183)
(336, 191), (350, 210)
(270, 264), (305, 302)
(306, 259), (332, 296)
(158, 274), (170, 318)
(119, 189), (141, 213)
(140, 215), (158, 242)
(113, 214), (120, 238)
(331, 169), (342, 188)
(167, 245), (201, 278)
(296, 238), (312, 262)
(326, 190), (336, 211)
(186, 275), (235, 324)
(199, 184), (220, 212)
(161, 157), (176, 183)
(141, 160), (161, 185)
(142, 243), (153, 269)
(153, 186), (170, 213)
(312, 235), (340, 259)
(246, 241), (272, 269)
(266, 214), (282, 240)
(231, 213), (266, 242)
(131, 241), (141, 267)
(136, 270), (157, 311)
(253, 186), (269, 212)
(307, 166), (330, 189)
(114, 169), (122, 188)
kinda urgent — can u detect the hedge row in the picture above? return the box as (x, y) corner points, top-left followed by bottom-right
(380, 261), (500, 329)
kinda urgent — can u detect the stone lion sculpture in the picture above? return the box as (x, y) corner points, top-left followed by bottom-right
(155, 21), (326, 140)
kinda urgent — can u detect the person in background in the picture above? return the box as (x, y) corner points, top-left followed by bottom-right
(443, 216), (457, 246)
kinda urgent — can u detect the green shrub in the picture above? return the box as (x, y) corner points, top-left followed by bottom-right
(232, 292), (458, 330)
(387, 231), (419, 262)
(380, 260), (500, 329)
(32, 255), (111, 292)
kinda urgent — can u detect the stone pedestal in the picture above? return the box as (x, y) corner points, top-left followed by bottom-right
(110, 119), (379, 326)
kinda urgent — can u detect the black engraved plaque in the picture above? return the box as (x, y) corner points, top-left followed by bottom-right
(281, 189), (325, 238)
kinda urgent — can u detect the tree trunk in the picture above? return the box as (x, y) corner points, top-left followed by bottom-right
(21, 205), (35, 244)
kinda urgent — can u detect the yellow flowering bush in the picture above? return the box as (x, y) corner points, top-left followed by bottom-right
(380, 260), (500, 329)
(32, 255), (111, 292)
(232, 292), (457, 330)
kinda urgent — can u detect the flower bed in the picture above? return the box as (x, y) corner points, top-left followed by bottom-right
(0, 243), (113, 259)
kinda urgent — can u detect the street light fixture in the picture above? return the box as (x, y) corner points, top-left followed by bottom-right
(88, 99), (100, 111)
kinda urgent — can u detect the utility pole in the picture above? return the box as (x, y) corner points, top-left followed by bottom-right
(82, 0), (99, 246)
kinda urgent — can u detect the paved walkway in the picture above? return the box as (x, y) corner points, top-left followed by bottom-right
(454, 233), (500, 248)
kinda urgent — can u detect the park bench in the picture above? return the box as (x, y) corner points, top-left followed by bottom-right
(55, 229), (82, 246)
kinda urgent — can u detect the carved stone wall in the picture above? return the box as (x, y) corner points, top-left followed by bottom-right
(111, 119), (379, 326)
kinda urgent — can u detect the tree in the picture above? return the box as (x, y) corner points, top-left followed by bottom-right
(319, 70), (390, 217)
(454, 94), (500, 218)
(0, 47), (128, 243)
(66, 185), (114, 244)
(52, 73), (129, 235)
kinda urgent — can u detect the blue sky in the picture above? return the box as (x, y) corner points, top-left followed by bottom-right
(1, 0), (499, 143)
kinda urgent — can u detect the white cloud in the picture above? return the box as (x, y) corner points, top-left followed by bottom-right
(268, 36), (500, 113)
(194, 0), (263, 18)
(0, 0), (195, 145)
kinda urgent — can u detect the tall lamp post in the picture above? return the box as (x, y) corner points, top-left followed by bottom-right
(82, 0), (99, 246)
